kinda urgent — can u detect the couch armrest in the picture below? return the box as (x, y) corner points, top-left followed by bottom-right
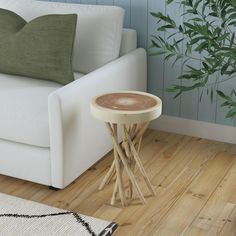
(48, 48), (147, 188)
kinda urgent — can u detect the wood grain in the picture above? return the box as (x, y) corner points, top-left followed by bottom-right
(0, 129), (235, 235)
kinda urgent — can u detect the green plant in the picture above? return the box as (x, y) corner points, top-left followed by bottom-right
(151, 0), (236, 118)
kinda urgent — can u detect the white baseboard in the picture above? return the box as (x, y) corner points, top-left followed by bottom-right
(150, 115), (236, 144)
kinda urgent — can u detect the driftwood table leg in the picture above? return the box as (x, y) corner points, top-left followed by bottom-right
(111, 124), (126, 206)
(111, 178), (118, 205)
(124, 123), (147, 200)
(122, 124), (134, 200)
(99, 160), (115, 190)
(124, 125), (155, 196)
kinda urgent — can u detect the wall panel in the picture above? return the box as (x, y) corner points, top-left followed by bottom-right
(147, 0), (165, 100)
(162, 1), (182, 116)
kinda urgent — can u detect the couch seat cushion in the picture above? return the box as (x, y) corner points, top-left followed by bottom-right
(0, 72), (84, 147)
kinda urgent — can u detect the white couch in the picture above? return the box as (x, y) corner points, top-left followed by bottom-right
(0, 0), (147, 189)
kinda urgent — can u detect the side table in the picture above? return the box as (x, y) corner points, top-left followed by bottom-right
(90, 91), (162, 206)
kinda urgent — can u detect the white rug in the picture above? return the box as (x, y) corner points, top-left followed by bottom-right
(0, 193), (118, 236)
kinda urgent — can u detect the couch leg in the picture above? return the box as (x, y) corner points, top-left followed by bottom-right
(49, 186), (60, 191)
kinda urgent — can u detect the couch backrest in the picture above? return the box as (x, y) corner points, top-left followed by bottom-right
(120, 29), (137, 57)
(0, 0), (124, 74)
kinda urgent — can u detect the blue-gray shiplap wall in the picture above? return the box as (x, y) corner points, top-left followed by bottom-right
(48, 0), (235, 127)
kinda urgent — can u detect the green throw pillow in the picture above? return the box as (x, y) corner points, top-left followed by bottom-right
(0, 9), (77, 85)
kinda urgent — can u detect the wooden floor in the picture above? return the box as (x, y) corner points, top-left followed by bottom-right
(0, 129), (236, 235)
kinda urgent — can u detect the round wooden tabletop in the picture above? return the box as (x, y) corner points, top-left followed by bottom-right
(91, 91), (162, 124)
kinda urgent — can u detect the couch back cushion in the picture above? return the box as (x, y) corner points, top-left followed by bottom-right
(0, 0), (124, 74)
(120, 29), (137, 56)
